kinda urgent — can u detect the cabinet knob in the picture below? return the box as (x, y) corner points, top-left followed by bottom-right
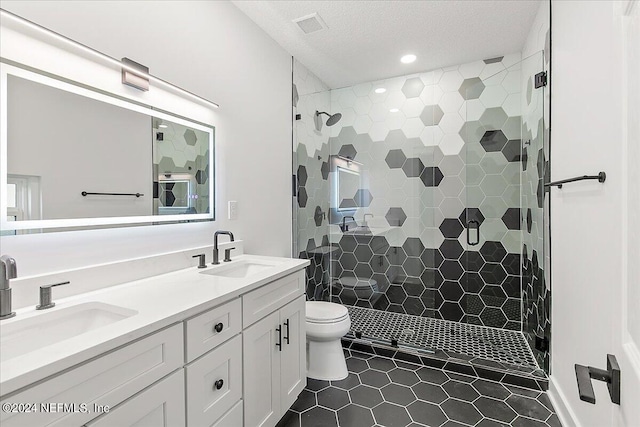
(214, 379), (224, 390)
(214, 323), (224, 333)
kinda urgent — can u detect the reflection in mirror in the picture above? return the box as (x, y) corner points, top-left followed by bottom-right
(152, 118), (210, 215)
(336, 166), (360, 210)
(1, 63), (214, 231)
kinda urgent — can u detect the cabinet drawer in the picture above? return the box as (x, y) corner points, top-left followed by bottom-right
(0, 324), (183, 427)
(212, 400), (243, 427)
(186, 334), (242, 426)
(85, 370), (185, 427)
(185, 298), (241, 362)
(242, 271), (304, 327)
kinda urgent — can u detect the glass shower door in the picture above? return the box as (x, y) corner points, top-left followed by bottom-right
(461, 52), (548, 371)
(292, 59), (333, 302)
(325, 77), (437, 351)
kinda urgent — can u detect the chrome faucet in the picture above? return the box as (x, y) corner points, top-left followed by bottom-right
(363, 213), (373, 227)
(0, 255), (17, 320)
(36, 281), (70, 310)
(213, 231), (235, 265)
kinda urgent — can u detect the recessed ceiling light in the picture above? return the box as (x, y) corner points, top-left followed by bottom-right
(374, 87), (386, 94)
(389, 108), (400, 113)
(401, 54), (417, 64)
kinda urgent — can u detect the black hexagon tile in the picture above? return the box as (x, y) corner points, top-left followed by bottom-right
(385, 207), (407, 226)
(420, 166), (444, 187)
(502, 208), (521, 230)
(480, 130), (508, 152)
(338, 144), (357, 159)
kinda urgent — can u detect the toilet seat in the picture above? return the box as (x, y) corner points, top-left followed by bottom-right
(306, 301), (349, 324)
(337, 277), (378, 290)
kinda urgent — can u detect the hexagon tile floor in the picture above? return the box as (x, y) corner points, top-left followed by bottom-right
(277, 349), (561, 427)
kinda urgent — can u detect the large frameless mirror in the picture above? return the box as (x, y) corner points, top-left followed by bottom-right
(1, 63), (215, 233)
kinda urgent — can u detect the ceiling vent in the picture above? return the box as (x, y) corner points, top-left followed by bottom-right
(292, 12), (327, 34)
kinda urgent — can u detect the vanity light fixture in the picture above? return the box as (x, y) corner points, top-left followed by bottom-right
(0, 8), (220, 109)
(121, 57), (149, 92)
(374, 87), (386, 94)
(335, 154), (363, 166)
(159, 124), (168, 128)
(400, 54), (417, 64)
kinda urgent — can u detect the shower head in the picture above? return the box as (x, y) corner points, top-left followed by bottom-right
(325, 112), (342, 126)
(315, 111), (342, 131)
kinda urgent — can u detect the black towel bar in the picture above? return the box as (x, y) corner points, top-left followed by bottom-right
(545, 172), (606, 189)
(81, 191), (144, 197)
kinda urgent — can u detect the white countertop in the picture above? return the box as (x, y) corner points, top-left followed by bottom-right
(0, 254), (309, 397)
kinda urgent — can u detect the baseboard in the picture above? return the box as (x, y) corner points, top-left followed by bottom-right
(548, 375), (581, 427)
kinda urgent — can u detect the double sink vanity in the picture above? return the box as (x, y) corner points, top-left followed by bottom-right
(0, 246), (310, 427)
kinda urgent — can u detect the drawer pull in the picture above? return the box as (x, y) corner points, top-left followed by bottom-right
(276, 325), (282, 351)
(284, 319), (290, 345)
(214, 379), (224, 390)
(214, 322), (224, 333)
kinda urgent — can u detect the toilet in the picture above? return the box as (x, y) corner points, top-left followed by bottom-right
(305, 301), (351, 381)
(332, 276), (380, 305)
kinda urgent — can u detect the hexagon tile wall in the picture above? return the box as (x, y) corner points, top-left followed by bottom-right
(293, 38), (551, 372)
(153, 122), (210, 214)
(323, 53), (525, 331)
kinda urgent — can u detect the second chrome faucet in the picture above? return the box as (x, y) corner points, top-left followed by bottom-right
(213, 231), (235, 265)
(0, 255), (17, 319)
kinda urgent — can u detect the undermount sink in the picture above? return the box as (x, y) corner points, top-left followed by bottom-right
(200, 260), (278, 278)
(0, 302), (137, 362)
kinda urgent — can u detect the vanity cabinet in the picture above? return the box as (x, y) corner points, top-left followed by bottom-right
(0, 269), (307, 427)
(243, 271), (306, 427)
(85, 370), (185, 427)
(0, 324), (183, 427)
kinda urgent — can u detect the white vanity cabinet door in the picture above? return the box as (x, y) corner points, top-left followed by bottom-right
(211, 401), (243, 427)
(0, 324), (183, 427)
(185, 297), (241, 362)
(85, 370), (185, 427)
(186, 335), (242, 426)
(279, 295), (306, 411)
(242, 271), (304, 327)
(243, 311), (281, 427)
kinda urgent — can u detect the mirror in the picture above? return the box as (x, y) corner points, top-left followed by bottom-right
(336, 166), (361, 210)
(1, 63), (215, 232)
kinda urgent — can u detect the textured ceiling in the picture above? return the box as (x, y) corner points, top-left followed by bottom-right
(233, 0), (541, 89)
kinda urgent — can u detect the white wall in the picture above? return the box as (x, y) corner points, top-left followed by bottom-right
(550, 1), (624, 425)
(0, 1), (292, 276)
(8, 75), (153, 219)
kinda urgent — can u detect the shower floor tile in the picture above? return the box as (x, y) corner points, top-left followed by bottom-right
(277, 349), (561, 427)
(345, 306), (543, 378)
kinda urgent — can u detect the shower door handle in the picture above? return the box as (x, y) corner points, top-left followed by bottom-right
(467, 220), (480, 246)
(292, 175), (297, 197)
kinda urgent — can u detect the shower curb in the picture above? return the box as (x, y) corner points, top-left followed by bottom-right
(342, 337), (549, 391)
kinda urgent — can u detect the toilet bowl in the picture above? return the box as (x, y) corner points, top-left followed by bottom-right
(305, 301), (351, 381)
(332, 276), (381, 305)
